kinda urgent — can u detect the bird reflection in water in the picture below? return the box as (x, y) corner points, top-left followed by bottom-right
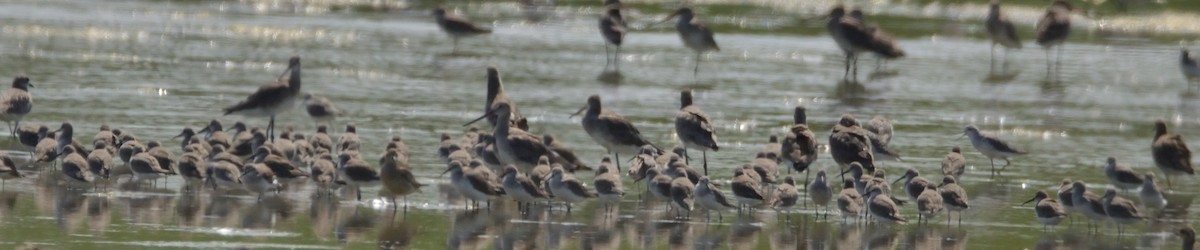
(309, 195), (339, 241)
(833, 80), (870, 107)
(0, 190), (18, 221)
(696, 225), (729, 250)
(376, 218), (416, 250)
(336, 207), (379, 245)
(597, 70), (624, 86)
(730, 215), (763, 249)
(668, 220), (693, 249)
(240, 196), (293, 229)
(495, 209), (545, 250)
(446, 209), (494, 249)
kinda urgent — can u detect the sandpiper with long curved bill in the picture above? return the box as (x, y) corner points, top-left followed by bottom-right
(660, 7), (719, 76)
(434, 8), (493, 53)
(675, 90), (718, 175)
(1021, 190), (1067, 231)
(962, 125), (1026, 175)
(223, 56), (302, 143)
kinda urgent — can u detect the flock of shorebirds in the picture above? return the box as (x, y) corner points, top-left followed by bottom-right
(1, 0), (1200, 247)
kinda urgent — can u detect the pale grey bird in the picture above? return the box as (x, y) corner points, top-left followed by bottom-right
(0, 76), (32, 136)
(962, 125), (1026, 174)
(1140, 172), (1166, 210)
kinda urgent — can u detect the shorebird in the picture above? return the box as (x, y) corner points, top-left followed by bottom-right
(1141, 172), (1167, 210)
(1152, 119), (1193, 189)
(782, 106), (818, 178)
(1021, 190), (1067, 231)
(198, 120), (232, 150)
(1182, 49), (1200, 92)
(675, 90), (719, 175)
(938, 176), (970, 225)
(1179, 226), (1197, 250)
(241, 163), (280, 199)
(731, 169), (766, 211)
(310, 125), (334, 153)
(92, 125), (116, 150)
(548, 167), (595, 213)
(250, 145), (308, 179)
(17, 124), (43, 154)
(1103, 157), (1144, 192)
(830, 115), (874, 177)
(669, 175), (695, 218)
(695, 176), (736, 220)
(308, 153), (338, 196)
(574, 95), (656, 172)
(0, 156), (19, 186)
(894, 168), (931, 202)
(1057, 179), (1075, 209)
(772, 176), (800, 215)
(176, 152), (205, 190)
(915, 184), (944, 224)
(543, 134), (590, 172)
(865, 186), (906, 225)
(32, 128), (57, 168)
(60, 146), (94, 186)
(380, 150), (423, 213)
(0, 76), (32, 136)
(1102, 188), (1145, 234)
(87, 143), (113, 180)
(117, 134), (143, 167)
(483, 67), (528, 130)
(941, 146), (967, 178)
(433, 8), (493, 53)
(864, 115), (893, 145)
(223, 56), (302, 143)
(1036, 0), (1072, 73)
(466, 103), (559, 170)
(826, 6), (905, 80)
(645, 167), (673, 202)
(985, 0), (1022, 66)
(337, 124), (361, 153)
(338, 153), (381, 201)
(593, 158), (625, 213)
(760, 135), (781, 162)
(836, 179), (864, 222)
(808, 171), (833, 215)
(206, 146), (243, 190)
(661, 7), (719, 76)
(1070, 182), (1109, 231)
(598, 8), (626, 69)
(962, 125), (1026, 174)
(129, 146), (176, 184)
(451, 160), (506, 209)
(303, 94), (342, 128)
(501, 165), (548, 213)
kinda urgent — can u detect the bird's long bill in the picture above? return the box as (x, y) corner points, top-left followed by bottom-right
(655, 10), (681, 26)
(440, 167), (453, 177)
(891, 176), (905, 185)
(840, 168), (852, 176)
(172, 132), (186, 140)
(957, 133), (966, 139)
(1021, 197), (1036, 206)
(463, 109), (497, 127)
(198, 126), (211, 134)
(569, 105), (587, 118)
(278, 63), (297, 79)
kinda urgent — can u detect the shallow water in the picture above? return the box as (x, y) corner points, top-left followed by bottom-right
(2, 0), (1200, 249)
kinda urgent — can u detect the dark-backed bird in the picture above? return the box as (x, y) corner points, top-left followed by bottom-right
(543, 134), (590, 172)
(1021, 190), (1067, 231)
(1182, 49), (1200, 92)
(963, 125), (1026, 174)
(223, 56), (302, 143)
(574, 95), (656, 172)
(829, 114), (874, 177)
(380, 150), (423, 212)
(599, 8), (626, 69)
(0, 76), (32, 136)
(782, 106), (818, 181)
(303, 93), (342, 128)
(675, 90), (718, 175)
(1152, 119), (1193, 189)
(661, 7), (719, 76)
(466, 103), (559, 170)
(1103, 157), (1143, 192)
(1036, 0), (1072, 73)
(483, 66), (528, 130)
(434, 8), (493, 53)
(826, 6), (904, 80)
(985, 0), (1022, 65)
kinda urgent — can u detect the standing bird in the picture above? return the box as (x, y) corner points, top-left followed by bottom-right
(303, 94), (342, 128)
(483, 67), (528, 131)
(1036, 0), (1072, 73)
(836, 179), (863, 222)
(829, 114), (874, 177)
(941, 146), (967, 178)
(1181, 49), (1200, 92)
(573, 95), (656, 172)
(1101, 189), (1144, 234)
(894, 168), (931, 202)
(0, 76), (32, 136)
(772, 176), (800, 214)
(938, 176), (970, 225)
(1179, 226), (1197, 250)
(808, 171), (833, 215)
(593, 158), (625, 213)
(380, 150), (424, 212)
(0, 156), (19, 186)
(731, 169), (766, 210)
(548, 167), (595, 213)
(1103, 157), (1144, 192)
(86, 143), (113, 182)
(782, 106), (818, 180)
(129, 147), (176, 184)
(1070, 182), (1109, 230)
(985, 0), (1022, 66)
(598, 8), (627, 69)
(669, 175), (695, 218)
(1141, 172), (1167, 210)
(915, 184), (944, 224)
(466, 103), (557, 170)
(962, 125), (1026, 174)
(338, 153), (381, 201)
(198, 120), (232, 150)
(865, 187), (906, 224)
(501, 165), (548, 213)
(223, 56), (302, 143)
(674, 90), (718, 175)
(1021, 190), (1067, 231)
(1152, 119), (1193, 189)
(661, 7), (719, 76)
(826, 6), (904, 80)
(433, 8), (492, 53)
(60, 146), (94, 186)
(543, 134), (590, 172)
(695, 176), (736, 220)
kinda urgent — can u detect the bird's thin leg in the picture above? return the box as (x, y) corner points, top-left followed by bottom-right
(615, 46), (621, 70)
(843, 53), (852, 80)
(268, 115), (276, 143)
(694, 51), (702, 77)
(613, 152), (620, 173)
(605, 43), (612, 68)
(990, 43), (996, 70)
(702, 150), (708, 176)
